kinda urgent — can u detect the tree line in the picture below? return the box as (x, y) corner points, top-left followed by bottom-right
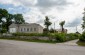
(0, 8), (66, 33)
(44, 16), (65, 33)
(0, 8), (25, 33)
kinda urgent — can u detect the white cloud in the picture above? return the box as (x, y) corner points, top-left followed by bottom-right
(0, 0), (13, 4)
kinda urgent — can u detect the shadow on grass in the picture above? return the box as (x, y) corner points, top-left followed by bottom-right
(77, 41), (85, 46)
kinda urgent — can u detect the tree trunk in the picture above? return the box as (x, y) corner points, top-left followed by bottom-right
(47, 26), (49, 33)
(62, 26), (64, 33)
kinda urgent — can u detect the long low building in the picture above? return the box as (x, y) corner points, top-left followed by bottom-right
(9, 23), (43, 33)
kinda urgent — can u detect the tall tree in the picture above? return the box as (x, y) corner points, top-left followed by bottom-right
(44, 16), (52, 33)
(0, 8), (9, 32)
(82, 9), (85, 31)
(0, 8), (8, 23)
(59, 21), (65, 33)
(13, 14), (25, 32)
(13, 14), (25, 24)
(6, 14), (13, 31)
(0, 8), (25, 33)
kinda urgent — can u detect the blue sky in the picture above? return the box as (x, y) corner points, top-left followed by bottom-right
(0, 4), (31, 14)
(0, 0), (85, 33)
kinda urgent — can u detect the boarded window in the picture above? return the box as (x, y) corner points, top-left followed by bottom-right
(30, 28), (32, 31)
(34, 28), (36, 31)
(24, 28), (25, 32)
(21, 28), (22, 32)
(27, 28), (29, 32)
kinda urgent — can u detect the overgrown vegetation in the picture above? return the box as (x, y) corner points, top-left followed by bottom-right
(59, 21), (65, 33)
(79, 32), (85, 42)
(0, 33), (80, 43)
(77, 41), (85, 46)
(78, 9), (85, 43)
(67, 33), (80, 41)
(44, 16), (52, 33)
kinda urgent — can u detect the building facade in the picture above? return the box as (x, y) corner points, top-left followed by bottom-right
(9, 23), (43, 33)
(56, 29), (67, 33)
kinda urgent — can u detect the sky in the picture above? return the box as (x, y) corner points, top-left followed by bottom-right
(0, 0), (85, 33)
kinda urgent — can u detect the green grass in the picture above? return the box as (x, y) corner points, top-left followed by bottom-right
(77, 41), (85, 46)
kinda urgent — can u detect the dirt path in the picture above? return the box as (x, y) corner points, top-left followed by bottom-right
(60, 39), (79, 46)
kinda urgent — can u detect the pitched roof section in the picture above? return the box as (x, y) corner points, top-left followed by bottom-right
(9, 23), (43, 28)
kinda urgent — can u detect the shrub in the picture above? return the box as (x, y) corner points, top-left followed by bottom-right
(66, 33), (80, 41)
(79, 32), (85, 41)
(55, 33), (66, 42)
(0, 29), (7, 33)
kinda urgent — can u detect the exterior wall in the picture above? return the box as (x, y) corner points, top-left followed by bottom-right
(9, 24), (18, 33)
(9, 28), (17, 33)
(38, 26), (43, 33)
(18, 25), (39, 33)
(9, 24), (43, 33)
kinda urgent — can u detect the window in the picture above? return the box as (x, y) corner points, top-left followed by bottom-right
(27, 28), (29, 32)
(30, 28), (32, 31)
(21, 28), (22, 32)
(24, 28), (26, 32)
(34, 28), (36, 31)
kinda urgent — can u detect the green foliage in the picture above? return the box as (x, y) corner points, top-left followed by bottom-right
(77, 41), (85, 46)
(66, 33), (80, 41)
(6, 14), (13, 31)
(44, 16), (52, 33)
(55, 33), (66, 42)
(49, 28), (57, 33)
(0, 8), (8, 32)
(0, 29), (7, 33)
(12, 33), (80, 42)
(59, 21), (65, 33)
(0, 8), (25, 33)
(0, 8), (8, 19)
(13, 14), (25, 24)
(79, 32), (85, 41)
(82, 9), (85, 30)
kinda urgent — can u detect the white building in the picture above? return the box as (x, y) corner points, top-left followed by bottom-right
(9, 23), (43, 33)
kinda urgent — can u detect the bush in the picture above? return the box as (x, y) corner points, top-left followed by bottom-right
(55, 33), (66, 42)
(0, 29), (7, 33)
(66, 33), (80, 41)
(79, 32), (85, 41)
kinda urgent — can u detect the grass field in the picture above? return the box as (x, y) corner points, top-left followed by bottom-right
(77, 41), (85, 46)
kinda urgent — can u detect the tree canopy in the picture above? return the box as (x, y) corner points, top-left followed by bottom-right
(82, 9), (85, 31)
(13, 14), (25, 24)
(0, 8), (25, 33)
(44, 16), (52, 33)
(59, 21), (65, 33)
